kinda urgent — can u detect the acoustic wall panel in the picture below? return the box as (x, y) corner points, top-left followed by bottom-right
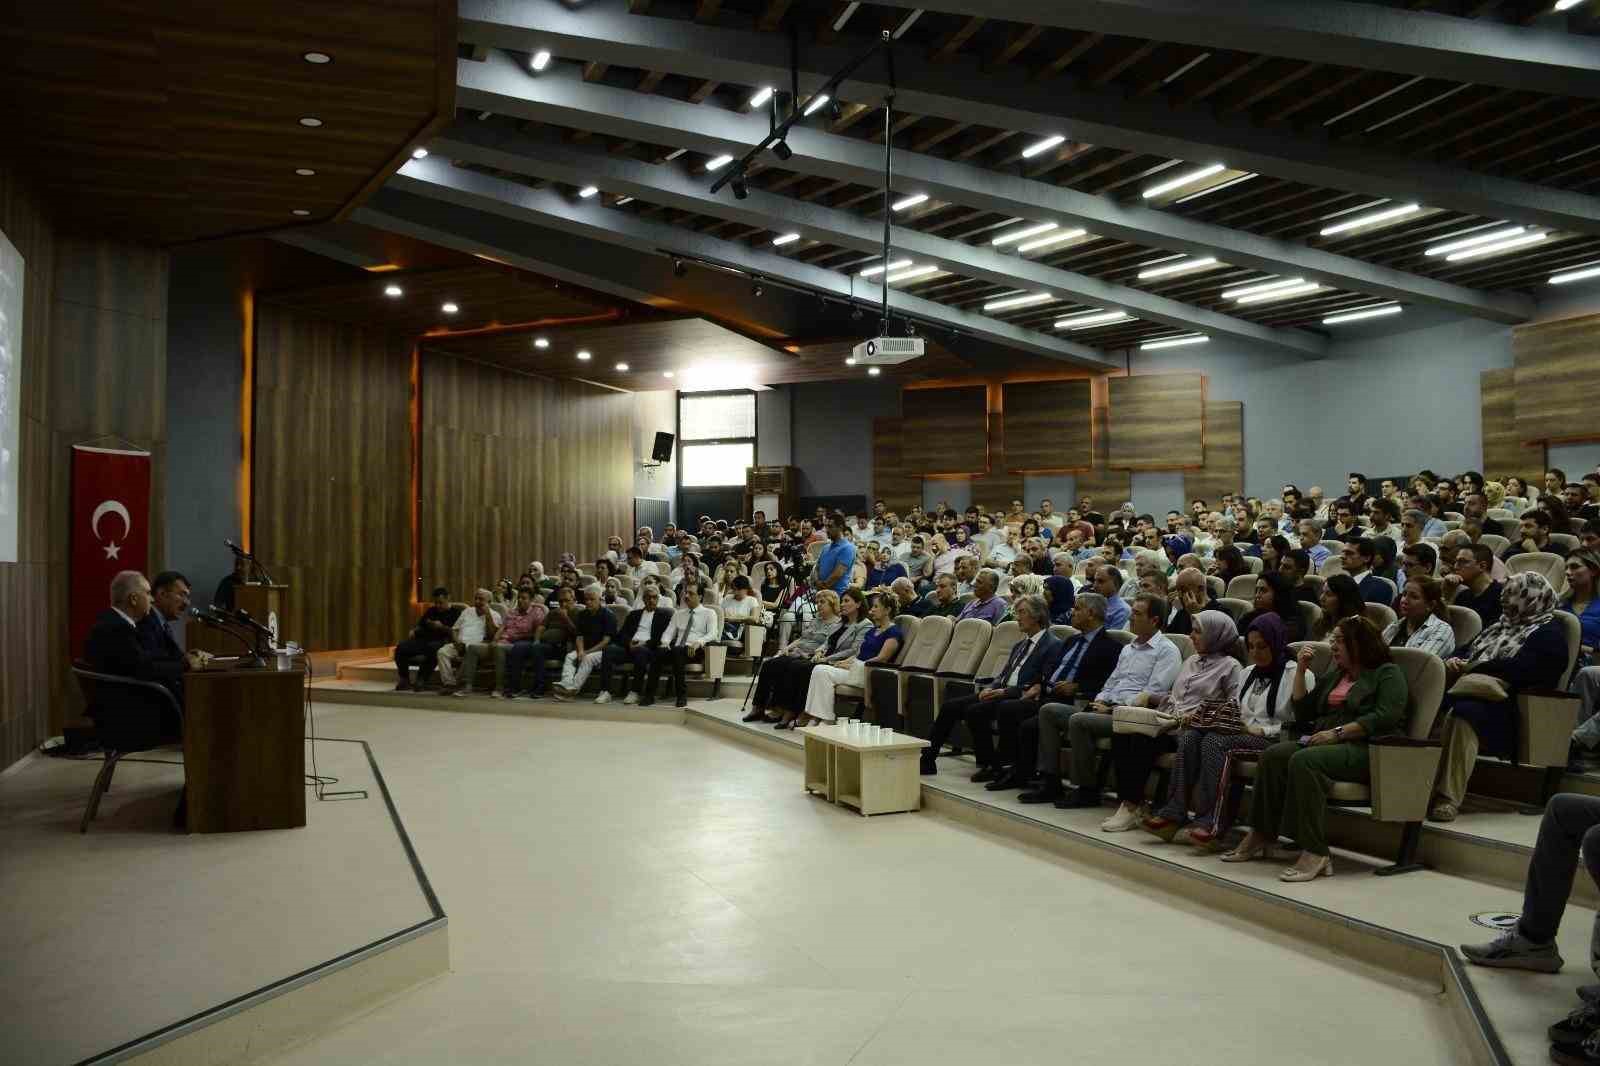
(1183, 401), (1244, 507)
(900, 385), (988, 475)
(1480, 368), (1547, 484)
(1075, 406), (1131, 509)
(1001, 379), (1093, 473)
(871, 416), (921, 514)
(1107, 373), (1205, 469)
(1512, 314), (1600, 445)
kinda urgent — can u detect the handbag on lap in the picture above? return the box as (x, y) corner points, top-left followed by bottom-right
(1187, 697), (1246, 735)
(1111, 705), (1180, 737)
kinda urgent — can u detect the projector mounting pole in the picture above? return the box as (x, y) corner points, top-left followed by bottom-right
(881, 90), (893, 339)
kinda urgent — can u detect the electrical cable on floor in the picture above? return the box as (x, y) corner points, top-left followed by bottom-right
(302, 654), (367, 801)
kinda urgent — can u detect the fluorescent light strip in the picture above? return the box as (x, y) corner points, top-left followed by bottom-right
(704, 154), (733, 171)
(1235, 281), (1321, 305)
(1141, 162), (1226, 200)
(1070, 315), (1133, 331)
(748, 86), (773, 109)
(892, 8), (923, 38)
(982, 291), (1053, 312)
(1550, 262), (1600, 285)
(530, 50), (551, 71)
(1021, 134), (1065, 159)
(1017, 228), (1087, 253)
(1162, 52), (1211, 85)
(1323, 75), (1422, 127)
(1054, 308), (1118, 324)
(1364, 83), (1469, 134)
(832, 1), (859, 30)
(613, 196), (633, 206)
(1445, 231), (1547, 262)
(991, 221), (1057, 246)
(1141, 335), (1209, 350)
(1055, 311), (1131, 330)
(662, 148), (686, 161)
(803, 93), (831, 117)
(1222, 276), (1304, 300)
(892, 193), (928, 212)
(1425, 225), (1524, 257)
(772, 232), (800, 246)
(1556, 0), (1584, 11)
(1323, 304), (1402, 325)
(577, 185), (598, 198)
(859, 259), (912, 278)
(1318, 202), (1420, 237)
(885, 264), (939, 284)
(1137, 256), (1218, 280)
(1173, 172), (1256, 204)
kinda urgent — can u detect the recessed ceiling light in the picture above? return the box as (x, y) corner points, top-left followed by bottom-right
(1323, 304), (1403, 325)
(533, 336), (549, 348)
(411, 148), (429, 160)
(298, 116), (323, 127)
(290, 209), (310, 216)
(1318, 201), (1421, 237)
(1137, 256), (1219, 280)
(1549, 262), (1600, 285)
(576, 350), (592, 361)
(1021, 134), (1066, 159)
(531, 50), (551, 71)
(1142, 163), (1226, 200)
(384, 285), (403, 298)
(1425, 225), (1525, 258)
(441, 302), (459, 314)
(749, 86), (773, 109)
(1141, 334), (1209, 350)
(803, 93), (831, 117)
(662, 370), (675, 378)
(615, 362), (630, 371)
(1017, 228), (1087, 253)
(578, 185), (599, 198)
(845, 357), (857, 366)
(294, 167), (316, 176)
(705, 154), (733, 171)
(991, 221), (1058, 247)
(867, 366), (882, 376)
(982, 291), (1054, 312)
(773, 232), (800, 246)
(892, 193), (928, 212)
(302, 51), (332, 64)
(859, 259), (912, 278)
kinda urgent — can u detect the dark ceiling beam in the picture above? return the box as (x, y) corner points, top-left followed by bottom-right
(455, 0), (1600, 235)
(455, 56), (1533, 323)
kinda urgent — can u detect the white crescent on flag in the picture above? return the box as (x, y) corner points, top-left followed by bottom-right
(91, 500), (131, 560)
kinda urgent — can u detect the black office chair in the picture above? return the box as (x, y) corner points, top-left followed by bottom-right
(70, 662), (184, 833)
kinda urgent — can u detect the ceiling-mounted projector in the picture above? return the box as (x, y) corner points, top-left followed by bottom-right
(852, 336), (925, 365)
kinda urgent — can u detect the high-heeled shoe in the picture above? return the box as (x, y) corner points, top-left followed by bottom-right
(1220, 840), (1270, 863)
(1279, 855), (1333, 882)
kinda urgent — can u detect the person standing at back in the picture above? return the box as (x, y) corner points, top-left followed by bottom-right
(812, 512), (857, 595)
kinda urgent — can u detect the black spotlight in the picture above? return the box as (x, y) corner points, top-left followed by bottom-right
(752, 278), (764, 296)
(771, 139), (793, 161)
(673, 258), (688, 277)
(731, 176), (748, 200)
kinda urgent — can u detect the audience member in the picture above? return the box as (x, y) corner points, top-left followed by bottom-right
(958, 569), (1007, 625)
(551, 586), (615, 702)
(774, 588), (871, 727)
(394, 585), (462, 692)
(1384, 577), (1457, 658)
(1445, 544), (1504, 630)
(608, 585), (676, 706)
(745, 589), (843, 723)
(1504, 510), (1568, 562)
(1562, 550), (1600, 654)
(491, 587), (546, 698)
(1339, 539), (1393, 604)
(813, 513), (858, 594)
(1238, 572), (1306, 644)
(645, 582), (718, 709)
(1015, 594), (1125, 804)
(721, 575), (763, 641)
(1092, 567), (1131, 630)
(1043, 575), (1075, 625)
(1296, 520), (1331, 571)
(916, 574), (963, 618)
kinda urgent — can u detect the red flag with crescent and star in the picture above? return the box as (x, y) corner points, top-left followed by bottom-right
(70, 445), (151, 658)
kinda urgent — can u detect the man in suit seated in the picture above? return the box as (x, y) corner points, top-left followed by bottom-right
(138, 571), (194, 677)
(919, 594), (1063, 780)
(606, 584), (675, 706)
(1013, 594), (1125, 804)
(1340, 539), (1396, 605)
(84, 570), (196, 755)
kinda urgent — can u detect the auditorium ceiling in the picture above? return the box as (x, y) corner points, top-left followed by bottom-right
(331, 0), (1600, 373)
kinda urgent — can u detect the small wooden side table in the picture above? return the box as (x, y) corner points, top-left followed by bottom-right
(798, 726), (930, 817)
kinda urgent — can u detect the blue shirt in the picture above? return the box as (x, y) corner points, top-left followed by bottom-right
(1097, 633), (1183, 706)
(959, 594), (1006, 625)
(1564, 597), (1600, 650)
(858, 624), (904, 663)
(816, 538), (857, 594)
(866, 562), (908, 589)
(1104, 594), (1131, 631)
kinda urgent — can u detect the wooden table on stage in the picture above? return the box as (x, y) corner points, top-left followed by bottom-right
(184, 660), (306, 833)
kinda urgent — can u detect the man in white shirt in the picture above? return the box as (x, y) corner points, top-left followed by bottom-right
(1049, 594), (1182, 810)
(438, 588), (502, 693)
(886, 525), (912, 561)
(868, 517), (894, 547)
(973, 514), (1007, 555)
(987, 527), (1023, 567)
(1038, 498), (1066, 533)
(647, 582), (719, 708)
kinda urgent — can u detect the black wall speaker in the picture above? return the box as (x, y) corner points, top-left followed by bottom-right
(651, 431), (675, 463)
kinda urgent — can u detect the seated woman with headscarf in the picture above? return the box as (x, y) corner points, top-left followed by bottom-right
(1152, 613), (1307, 848)
(1162, 534), (1194, 576)
(1429, 572), (1572, 822)
(1044, 575), (1076, 628)
(1100, 611), (1246, 833)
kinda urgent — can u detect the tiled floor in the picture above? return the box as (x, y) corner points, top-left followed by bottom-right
(259, 701), (1474, 1066)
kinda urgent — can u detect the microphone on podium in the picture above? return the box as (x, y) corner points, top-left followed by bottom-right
(225, 538), (255, 560)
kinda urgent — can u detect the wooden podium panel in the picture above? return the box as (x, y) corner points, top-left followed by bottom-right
(188, 583), (291, 656)
(184, 662), (306, 833)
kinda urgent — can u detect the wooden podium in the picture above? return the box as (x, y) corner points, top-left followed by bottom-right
(188, 583), (290, 656)
(184, 660), (306, 833)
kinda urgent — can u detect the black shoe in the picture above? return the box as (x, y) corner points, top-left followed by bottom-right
(971, 766), (1003, 783)
(1551, 1003), (1600, 1046)
(1018, 784), (1063, 804)
(1054, 788), (1101, 809)
(675, 695), (688, 708)
(1552, 1031), (1600, 1065)
(985, 770), (1025, 792)
(919, 754), (937, 776)
(394, 681), (411, 692)
(742, 707), (766, 722)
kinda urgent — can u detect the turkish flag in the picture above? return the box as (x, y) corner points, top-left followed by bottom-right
(70, 445), (151, 659)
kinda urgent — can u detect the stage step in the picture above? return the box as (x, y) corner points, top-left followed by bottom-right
(336, 657), (753, 701)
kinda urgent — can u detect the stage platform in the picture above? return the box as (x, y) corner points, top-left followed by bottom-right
(0, 733), (447, 1065)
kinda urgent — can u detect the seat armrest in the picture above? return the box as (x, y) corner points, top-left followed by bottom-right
(934, 671), (977, 679)
(703, 644), (728, 680)
(1369, 736), (1442, 748)
(72, 668), (184, 729)
(1519, 688), (1579, 700)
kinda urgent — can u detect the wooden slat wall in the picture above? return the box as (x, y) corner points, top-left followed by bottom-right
(900, 385), (988, 475)
(1183, 401), (1244, 508)
(1001, 379), (1093, 472)
(1481, 368), (1547, 484)
(1512, 314), (1600, 445)
(1075, 406), (1132, 510)
(419, 351), (634, 606)
(1107, 373), (1206, 469)
(970, 386), (1024, 508)
(253, 306), (413, 652)
(871, 416), (920, 513)
(0, 163), (170, 768)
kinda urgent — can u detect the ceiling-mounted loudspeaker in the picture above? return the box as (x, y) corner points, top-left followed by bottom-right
(651, 432), (675, 463)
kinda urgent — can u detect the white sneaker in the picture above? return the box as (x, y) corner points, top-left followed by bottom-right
(453, 687), (471, 698)
(594, 690), (612, 704)
(1101, 805), (1145, 832)
(623, 691), (639, 705)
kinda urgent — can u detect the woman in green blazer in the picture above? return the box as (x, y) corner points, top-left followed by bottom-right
(1221, 616), (1410, 882)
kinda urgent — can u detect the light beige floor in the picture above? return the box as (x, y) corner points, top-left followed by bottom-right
(264, 701), (1470, 1066)
(0, 737), (434, 1065)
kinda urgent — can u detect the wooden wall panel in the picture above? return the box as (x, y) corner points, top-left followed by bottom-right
(1512, 315), (1600, 445)
(1107, 373), (1206, 469)
(419, 351), (634, 609)
(1481, 368), (1547, 484)
(1075, 407), (1131, 510)
(901, 385), (988, 475)
(253, 307), (413, 652)
(1184, 401), (1244, 508)
(1001, 379), (1093, 473)
(871, 416), (920, 514)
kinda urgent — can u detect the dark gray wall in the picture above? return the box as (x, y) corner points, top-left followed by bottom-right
(790, 379), (901, 502)
(165, 248), (245, 607)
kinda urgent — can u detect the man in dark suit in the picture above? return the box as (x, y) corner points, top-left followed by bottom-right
(1340, 539), (1397, 605)
(1014, 594), (1125, 804)
(84, 570), (190, 754)
(138, 571), (192, 677)
(606, 585), (676, 705)
(920, 594), (1063, 780)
